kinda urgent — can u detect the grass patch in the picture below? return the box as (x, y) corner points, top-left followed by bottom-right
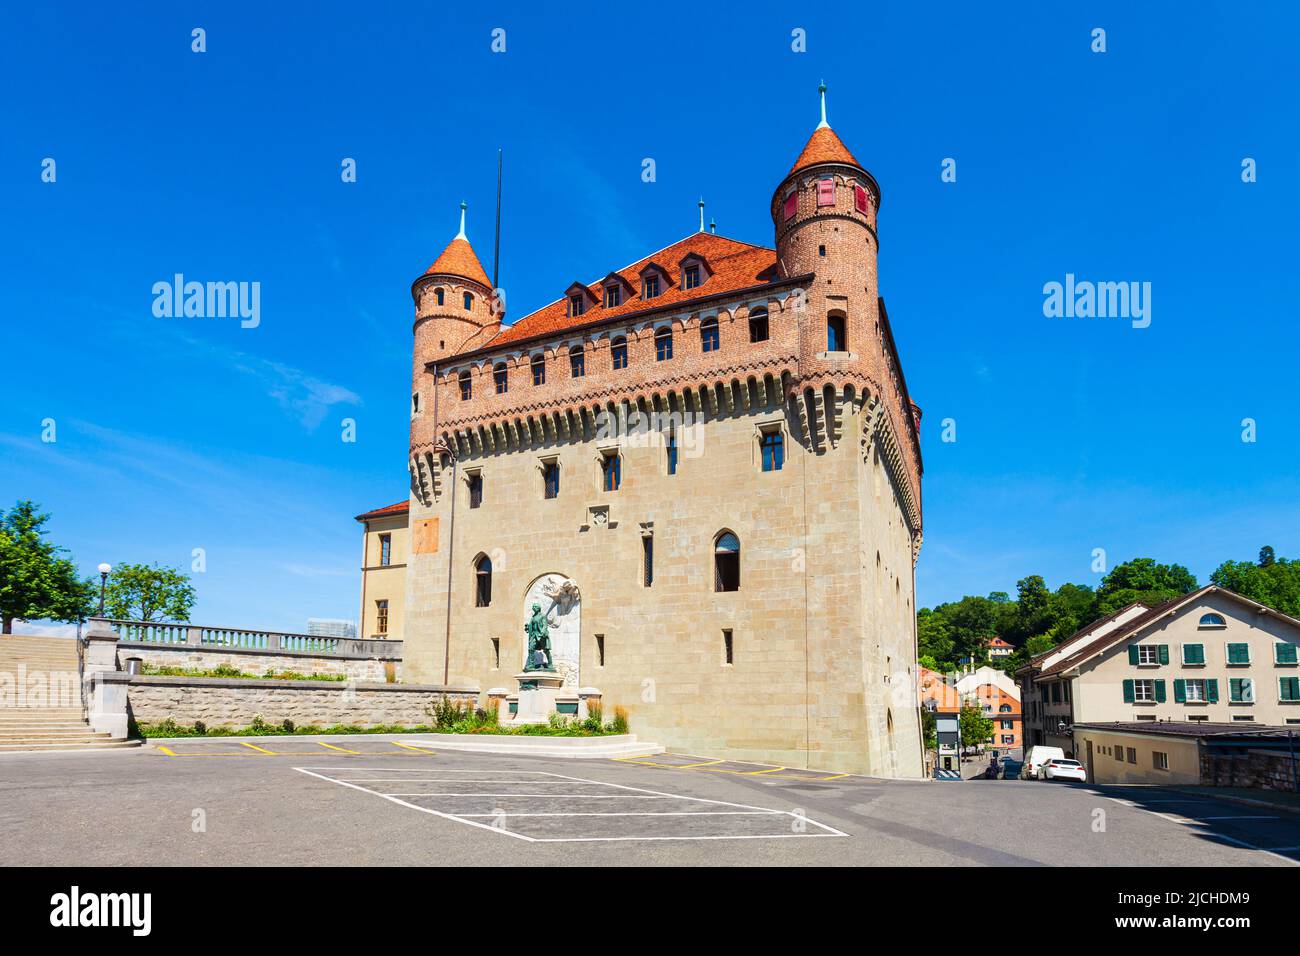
(139, 663), (348, 682)
(136, 702), (632, 739)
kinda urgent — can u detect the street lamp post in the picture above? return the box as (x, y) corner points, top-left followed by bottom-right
(96, 563), (112, 617)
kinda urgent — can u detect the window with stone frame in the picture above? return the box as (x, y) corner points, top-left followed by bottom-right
(569, 345), (585, 378)
(748, 308), (769, 343)
(530, 352), (546, 386)
(375, 600), (389, 635)
(611, 336), (628, 370)
(458, 370), (472, 400)
(474, 555), (492, 607)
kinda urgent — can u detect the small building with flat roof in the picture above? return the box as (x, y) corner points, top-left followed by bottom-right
(1073, 721), (1300, 791)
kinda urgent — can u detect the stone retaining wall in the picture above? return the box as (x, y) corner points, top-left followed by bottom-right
(117, 643), (401, 683)
(1201, 749), (1300, 793)
(126, 675), (479, 728)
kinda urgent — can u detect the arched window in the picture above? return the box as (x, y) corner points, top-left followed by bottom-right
(748, 308), (769, 343)
(493, 362), (508, 394)
(611, 336), (628, 370)
(458, 370), (472, 401)
(463, 291), (474, 311)
(999, 704), (1012, 713)
(531, 353), (546, 387)
(655, 326), (673, 361)
(701, 317), (720, 353)
(474, 555), (492, 607)
(569, 345), (585, 378)
(714, 531), (740, 592)
(1199, 613), (1227, 628)
(435, 287), (445, 307)
(827, 311), (847, 352)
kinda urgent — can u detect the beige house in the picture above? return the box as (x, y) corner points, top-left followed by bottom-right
(355, 500), (409, 640)
(1020, 586), (1300, 757)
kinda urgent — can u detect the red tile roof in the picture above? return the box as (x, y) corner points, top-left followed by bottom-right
(788, 126), (861, 176)
(988, 637), (1013, 649)
(480, 232), (778, 350)
(354, 500), (410, 522)
(424, 237), (491, 288)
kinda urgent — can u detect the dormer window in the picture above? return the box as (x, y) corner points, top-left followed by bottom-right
(643, 274), (660, 299)
(683, 265), (700, 290)
(568, 294), (585, 318)
(605, 285), (622, 308)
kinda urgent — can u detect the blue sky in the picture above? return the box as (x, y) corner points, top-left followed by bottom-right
(2, 2), (1297, 633)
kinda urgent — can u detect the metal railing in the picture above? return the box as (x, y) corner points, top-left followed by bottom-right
(105, 619), (401, 659)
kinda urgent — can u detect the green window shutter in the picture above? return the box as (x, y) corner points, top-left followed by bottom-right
(1123, 679), (1135, 703)
(1154, 679), (1167, 703)
(1230, 678), (1242, 702)
(1184, 643), (1203, 665)
(1206, 679), (1219, 703)
(1283, 677), (1300, 702)
(1277, 643), (1298, 665)
(1174, 679), (1186, 703)
(1158, 644), (1170, 665)
(1227, 643), (1249, 665)
(1128, 646), (1140, 665)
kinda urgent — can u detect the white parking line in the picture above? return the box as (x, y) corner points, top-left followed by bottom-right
(1099, 792), (1299, 866)
(294, 765), (846, 843)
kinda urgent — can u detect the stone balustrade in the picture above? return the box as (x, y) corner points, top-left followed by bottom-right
(106, 619), (402, 660)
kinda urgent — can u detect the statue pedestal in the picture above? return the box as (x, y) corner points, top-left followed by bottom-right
(510, 670), (565, 725)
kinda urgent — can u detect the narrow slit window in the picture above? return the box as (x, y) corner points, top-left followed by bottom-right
(474, 555), (492, 607)
(642, 536), (654, 587)
(723, 629), (734, 665)
(666, 429), (678, 475)
(596, 634), (606, 667)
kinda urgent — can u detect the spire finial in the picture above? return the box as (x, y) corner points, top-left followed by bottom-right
(709, 217), (716, 235)
(817, 80), (829, 129)
(456, 201), (467, 240)
(698, 197), (705, 233)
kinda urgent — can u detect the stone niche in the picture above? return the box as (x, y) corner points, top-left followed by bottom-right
(522, 573), (581, 688)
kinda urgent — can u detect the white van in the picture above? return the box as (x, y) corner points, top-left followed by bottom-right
(1022, 746), (1065, 780)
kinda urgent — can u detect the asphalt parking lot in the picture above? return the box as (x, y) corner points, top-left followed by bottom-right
(1, 738), (1297, 866)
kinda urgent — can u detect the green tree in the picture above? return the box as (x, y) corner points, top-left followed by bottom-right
(0, 500), (94, 633)
(1211, 551), (1300, 617)
(959, 703), (995, 750)
(1095, 557), (1197, 616)
(920, 707), (937, 751)
(103, 563), (196, 622)
(916, 607), (955, 669)
(1259, 545), (1276, 568)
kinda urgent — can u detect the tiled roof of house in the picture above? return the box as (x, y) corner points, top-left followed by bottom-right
(424, 236), (491, 288)
(354, 499), (410, 522)
(988, 636), (1013, 649)
(481, 232), (778, 351)
(1035, 593), (1193, 678)
(788, 126), (862, 176)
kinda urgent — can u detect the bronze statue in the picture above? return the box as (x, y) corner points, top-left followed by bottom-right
(523, 602), (553, 671)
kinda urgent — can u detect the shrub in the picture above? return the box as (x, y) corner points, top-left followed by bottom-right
(281, 719), (295, 733)
(611, 705), (629, 734)
(193, 720), (206, 735)
(249, 714), (269, 733)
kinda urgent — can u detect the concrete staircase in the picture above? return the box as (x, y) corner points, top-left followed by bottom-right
(0, 635), (139, 752)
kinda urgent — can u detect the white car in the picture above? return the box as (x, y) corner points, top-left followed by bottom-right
(1042, 758), (1086, 782)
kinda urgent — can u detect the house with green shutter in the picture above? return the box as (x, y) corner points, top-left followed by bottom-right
(1018, 586), (1300, 757)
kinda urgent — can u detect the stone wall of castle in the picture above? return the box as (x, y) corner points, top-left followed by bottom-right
(402, 388), (923, 776)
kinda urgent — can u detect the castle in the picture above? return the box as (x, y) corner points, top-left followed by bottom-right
(383, 90), (924, 775)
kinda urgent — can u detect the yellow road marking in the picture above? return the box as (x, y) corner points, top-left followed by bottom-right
(390, 741), (435, 754)
(156, 745), (176, 756)
(675, 759), (727, 769)
(316, 741), (361, 754)
(238, 741), (277, 755)
(744, 766), (787, 775)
